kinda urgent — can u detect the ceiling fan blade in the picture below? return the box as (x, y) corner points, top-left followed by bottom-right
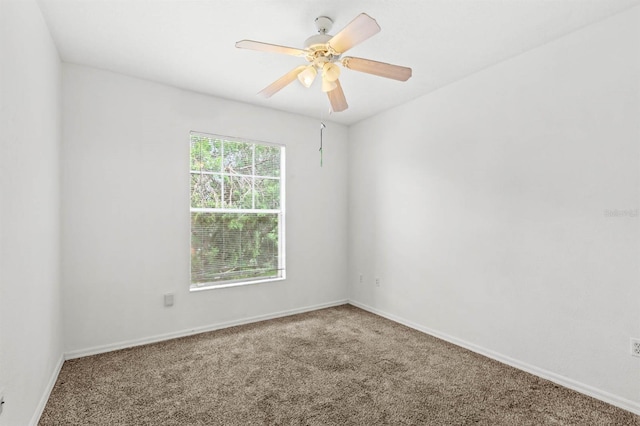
(235, 40), (307, 57)
(258, 66), (307, 98)
(328, 13), (381, 54)
(342, 56), (412, 81)
(327, 79), (348, 112)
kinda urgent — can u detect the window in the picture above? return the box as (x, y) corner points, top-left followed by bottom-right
(190, 132), (285, 290)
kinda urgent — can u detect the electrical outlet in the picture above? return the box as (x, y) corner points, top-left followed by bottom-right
(359, 274), (363, 283)
(631, 338), (640, 357)
(375, 277), (380, 287)
(1, 387), (5, 416)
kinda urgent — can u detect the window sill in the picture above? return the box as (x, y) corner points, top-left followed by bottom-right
(189, 276), (285, 292)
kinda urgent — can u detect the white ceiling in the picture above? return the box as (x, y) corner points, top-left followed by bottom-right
(37, 0), (640, 125)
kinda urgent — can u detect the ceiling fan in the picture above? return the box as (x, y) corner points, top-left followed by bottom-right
(235, 13), (412, 113)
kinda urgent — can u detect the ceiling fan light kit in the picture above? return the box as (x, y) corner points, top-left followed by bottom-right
(322, 78), (337, 93)
(236, 13), (412, 113)
(297, 65), (317, 88)
(322, 62), (340, 82)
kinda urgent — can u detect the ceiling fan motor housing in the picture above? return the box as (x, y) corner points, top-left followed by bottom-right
(304, 16), (340, 63)
(304, 33), (340, 63)
(304, 33), (332, 50)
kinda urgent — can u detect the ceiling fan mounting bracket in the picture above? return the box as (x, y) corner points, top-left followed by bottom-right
(314, 16), (333, 34)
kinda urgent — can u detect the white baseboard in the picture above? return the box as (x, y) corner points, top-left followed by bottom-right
(65, 299), (349, 360)
(29, 353), (64, 426)
(348, 300), (640, 416)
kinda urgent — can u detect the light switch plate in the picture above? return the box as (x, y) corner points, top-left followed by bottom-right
(164, 293), (174, 307)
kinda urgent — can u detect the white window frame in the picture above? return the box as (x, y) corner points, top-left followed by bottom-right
(189, 131), (286, 291)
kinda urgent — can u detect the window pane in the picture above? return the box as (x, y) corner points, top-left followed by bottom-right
(191, 212), (280, 284)
(255, 178), (280, 209)
(223, 140), (253, 176)
(224, 175), (253, 209)
(255, 145), (280, 177)
(190, 133), (284, 288)
(190, 136), (222, 172)
(191, 173), (222, 209)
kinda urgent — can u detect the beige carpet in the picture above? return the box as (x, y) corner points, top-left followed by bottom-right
(40, 305), (639, 425)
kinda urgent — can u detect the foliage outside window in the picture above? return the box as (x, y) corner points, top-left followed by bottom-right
(190, 133), (285, 289)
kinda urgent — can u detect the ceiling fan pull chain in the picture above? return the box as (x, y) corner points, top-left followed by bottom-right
(319, 121), (326, 167)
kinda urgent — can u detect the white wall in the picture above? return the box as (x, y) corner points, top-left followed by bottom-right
(0, 0), (63, 425)
(348, 6), (640, 410)
(61, 64), (349, 355)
